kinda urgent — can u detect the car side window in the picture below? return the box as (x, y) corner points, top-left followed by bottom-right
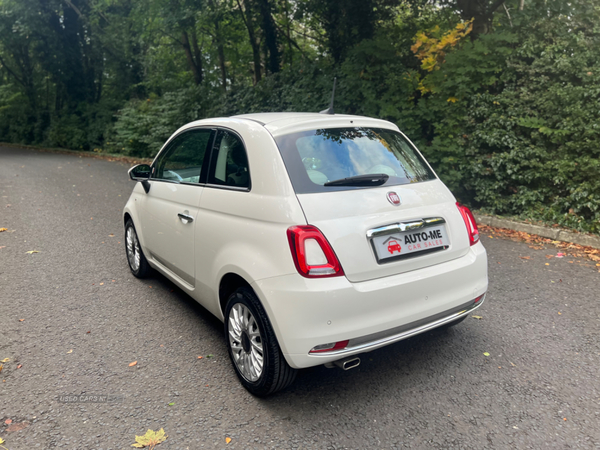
(208, 130), (250, 189)
(153, 129), (212, 183)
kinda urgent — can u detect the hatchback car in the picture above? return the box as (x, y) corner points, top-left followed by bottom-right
(124, 112), (488, 396)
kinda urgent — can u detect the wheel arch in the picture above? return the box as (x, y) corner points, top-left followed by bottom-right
(124, 212), (133, 227)
(218, 272), (253, 319)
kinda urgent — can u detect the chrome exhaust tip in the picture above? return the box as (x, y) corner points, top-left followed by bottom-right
(333, 356), (360, 370)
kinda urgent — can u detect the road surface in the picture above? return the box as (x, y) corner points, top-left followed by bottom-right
(1, 145), (599, 449)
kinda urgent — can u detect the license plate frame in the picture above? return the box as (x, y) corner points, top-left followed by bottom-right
(368, 220), (450, 264)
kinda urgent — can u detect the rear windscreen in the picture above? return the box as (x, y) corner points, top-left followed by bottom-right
(274, 127), (436, 193)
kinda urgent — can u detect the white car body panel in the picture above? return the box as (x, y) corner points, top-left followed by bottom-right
(194, 187), (305, 319)
(253, 242), (487, 368)
(296, 179), (470, 282)
(123, 112), (488, 372)
(138, 182), (203, 287)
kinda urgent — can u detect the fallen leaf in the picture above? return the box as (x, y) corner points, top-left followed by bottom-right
(483, 352), (490, 357)
(0, 437), (5, 445)
(510, 361), (516, 367)
(558, 312), (562, 315)
(168, 402), (175, 406)
(0, 365), (3, 373)
(563, 418), (567, 421)
(99, 282), (104, 286)
(0, 228), (7, 232)
(18, 319), (24, 322)
(109, 234), (115, 237)
(16, 364), (22, 369)
(6, 422), (29, 432)
(1, 358), (9, 363)
(206, 354), (214, 358)
(225, 437), (232, 444)
(5, 419), (12, 425)
(545, 263), (550, 266)
(472, 315), (483, 320)
(0, 246), (6, 249)
(498, 366), (502, 369)
(25, 250), (39, 254)
(519, 256), (531, 260)
(129, 361), (137, 367)
(197, 356), (203, 359)
(67, 349), (73, 354)
(131, 428), (167, 448)
(86, 331), (90, 334)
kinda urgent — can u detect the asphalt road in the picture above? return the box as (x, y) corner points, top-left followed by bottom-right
(1, 145), (599, 450)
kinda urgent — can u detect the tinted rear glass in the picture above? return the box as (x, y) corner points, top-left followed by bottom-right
(274, 127), (436, 193)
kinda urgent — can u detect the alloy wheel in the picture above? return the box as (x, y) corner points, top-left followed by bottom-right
(126, 226), (141, 272)
(228, 303), (264, 382)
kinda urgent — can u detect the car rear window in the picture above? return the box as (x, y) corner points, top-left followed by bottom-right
(274, 127), (436, 193)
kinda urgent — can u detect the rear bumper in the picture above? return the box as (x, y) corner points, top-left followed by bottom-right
(252, 242), (488, 369)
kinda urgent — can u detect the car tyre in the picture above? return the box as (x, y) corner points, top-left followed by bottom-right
(225, 287), (297, 396)
(125, 219), (151, 278)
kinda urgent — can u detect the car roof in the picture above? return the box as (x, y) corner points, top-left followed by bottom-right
(231, 112), (399, 137)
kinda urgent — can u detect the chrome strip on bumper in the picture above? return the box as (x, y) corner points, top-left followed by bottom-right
(310, 294), (486, 357)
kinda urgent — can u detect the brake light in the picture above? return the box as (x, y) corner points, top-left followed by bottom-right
(456, 203), (479, 246)
(287, 225), (344, 278)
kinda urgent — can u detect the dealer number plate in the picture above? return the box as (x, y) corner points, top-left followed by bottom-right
(371, 225), (450, 262)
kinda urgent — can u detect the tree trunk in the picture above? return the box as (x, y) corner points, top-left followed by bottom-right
(191, 29), (203, 83)
(181, 31), (203, 85)
(236, 0), (261, 84)
(256, 0), (279, 74)
(456, 0), (506, 37)
(215, 23), (227, 90)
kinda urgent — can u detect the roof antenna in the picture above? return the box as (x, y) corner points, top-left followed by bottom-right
(319, 77), (337, 115)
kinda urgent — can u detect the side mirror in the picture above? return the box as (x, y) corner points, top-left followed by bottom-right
(129, 164), (152, 193)
(129, 164), (151, 181)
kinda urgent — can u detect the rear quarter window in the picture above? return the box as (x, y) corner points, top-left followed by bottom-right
(274, 127), (436, 193)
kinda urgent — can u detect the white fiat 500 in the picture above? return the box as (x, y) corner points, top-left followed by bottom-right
(124, 112), (487, 396)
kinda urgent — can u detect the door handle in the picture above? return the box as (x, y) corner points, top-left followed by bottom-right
(178, 213), (194, 223)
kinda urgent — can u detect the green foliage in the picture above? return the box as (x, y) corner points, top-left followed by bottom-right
(109, 87), (208, 157)
(416, 5), (600, 233)
(0, 0), (599, 234)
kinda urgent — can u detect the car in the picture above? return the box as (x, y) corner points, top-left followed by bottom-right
(386, 239), (402, 255)
(123, 112), (488, 396)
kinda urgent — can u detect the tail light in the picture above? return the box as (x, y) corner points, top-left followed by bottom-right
(287, 225), (344, 278)
(456, 203), (479, 246)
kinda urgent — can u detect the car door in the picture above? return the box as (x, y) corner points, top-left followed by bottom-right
(193, 129), (254, 314)
(139, 128), (213, 288)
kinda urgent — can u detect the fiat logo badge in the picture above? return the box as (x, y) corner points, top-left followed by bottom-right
(387, 192), (401, 206)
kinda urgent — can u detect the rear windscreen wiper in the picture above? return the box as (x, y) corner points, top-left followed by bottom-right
(324, 173), (389, 187)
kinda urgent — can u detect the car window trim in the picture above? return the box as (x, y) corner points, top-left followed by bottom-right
(150, 127), (216, 185)
(205, 127), (252, 193)
(205, 183), (250, 192)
